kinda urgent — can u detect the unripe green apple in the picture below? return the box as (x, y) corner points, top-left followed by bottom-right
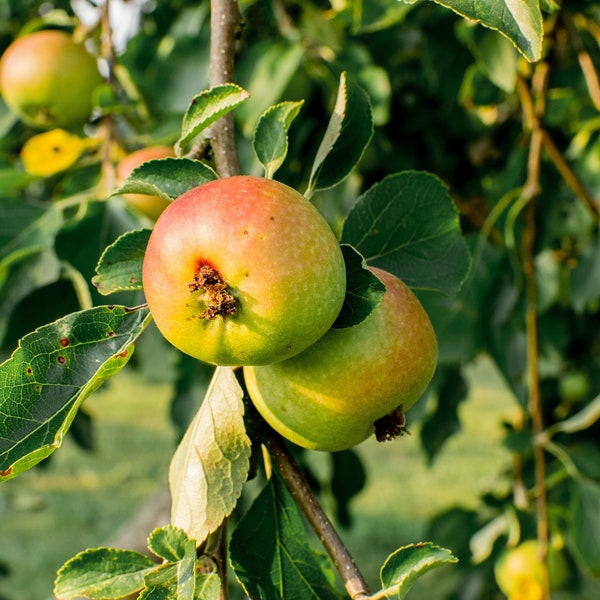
(0, 29), (102, 129)
(243, 267), (438, 452)
(142, 176), (346, 366)
(494, 540), (569, 599)
(117, 146), (174, 220)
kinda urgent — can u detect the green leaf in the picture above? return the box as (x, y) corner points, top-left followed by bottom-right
(419, 366), (469, 463)
(192, 563), (222, 600)
(458, 24), (519, 92)
(432, 0), (543, 62)
(169, 367), (251, 544)
(330, 449), (367, 528)
(373, 542), (458, 599)
(305, 72), (373, 198)
(0, 168), (36, 193)
(230, 472), (342, 600)
(570, 237), (600, 313)
(0, 305), (151, 481)
(143, 527), (221, 600)
(236, 41), (305, 137)
(54, 548), (157, 599)
(141, 553), (196, 600)
(417, 236), (504, 364)
(253, 101), (304, 178)
(340, 171), (471, 296)
(114, 157), (217, 202)
(352, 0), (418, 34)
(0, 248), (62, 346)
(332, 244), (386, 329)
(92, 229), (151, 296)
(148, 525), (197, 563)
(175, 84), (250, 154)
(0, 200), (62, 262)
(568, 478), (600, 576)
(140, 559), (220, 600)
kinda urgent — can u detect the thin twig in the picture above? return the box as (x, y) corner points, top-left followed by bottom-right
(540, 130), (600, 222)
(518, 62), (551, 600)
(563, 12), (600, 110)
(209, 0), (243, 178)
(98, 0), (117, 198)
(262, 430), (372, 600)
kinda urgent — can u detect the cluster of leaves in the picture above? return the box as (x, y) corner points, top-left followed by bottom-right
(1, 0), (600, 599)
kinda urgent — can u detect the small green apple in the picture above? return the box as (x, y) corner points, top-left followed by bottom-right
(558, 370), (590, 404)
(0, 29), (102, 129)
(142, 175), (346, 366)
(243, 267), (438, 452)
(117, 146), (174, 220)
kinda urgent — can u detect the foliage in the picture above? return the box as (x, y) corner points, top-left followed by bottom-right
(1, 0), (600, 599)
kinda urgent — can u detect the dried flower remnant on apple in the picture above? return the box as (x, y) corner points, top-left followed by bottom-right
(187, 264), (237, 320)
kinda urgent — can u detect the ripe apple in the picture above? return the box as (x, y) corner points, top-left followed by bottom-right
(117, 146), (174, 220)
(0, 29), (102, 129)
(142, 175), (346, 366)
(494, 540), (569, 599)
(243, 267), (438, 452)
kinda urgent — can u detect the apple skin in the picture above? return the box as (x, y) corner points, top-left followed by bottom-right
(494, 540), (569, 598)
(142, 175), (346, 366)
(0, 29), (102, 129)
(243, 267), (438, 452)
(117, 146), (174, 220)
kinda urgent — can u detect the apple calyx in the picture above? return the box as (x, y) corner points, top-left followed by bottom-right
(188, 264), (237, 320)
(374, 406), (409, 442)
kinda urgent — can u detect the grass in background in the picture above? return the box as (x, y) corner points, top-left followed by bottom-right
(0, 370), (176, 600)
(0, 356), (515, 600)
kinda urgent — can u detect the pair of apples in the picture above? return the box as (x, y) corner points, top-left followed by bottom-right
(143, 176), (438, 452)
(0, 30), (437, 452)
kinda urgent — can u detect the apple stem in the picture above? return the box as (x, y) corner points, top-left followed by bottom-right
(262, 429), (372, 600)
(209, 0), (244, 178)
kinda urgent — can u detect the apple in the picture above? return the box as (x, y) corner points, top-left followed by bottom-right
(142, 175), (346, 366)
(494, 540), (569, 599)
(0, 29), (102, 129)
(243, 267), (438, 452)
(558, 370), (590, 404)
(117, 146), (174, 220)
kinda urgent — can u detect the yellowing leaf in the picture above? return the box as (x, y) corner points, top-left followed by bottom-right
(20, 129), (98, 176)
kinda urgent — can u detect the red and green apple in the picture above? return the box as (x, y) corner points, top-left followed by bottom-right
(142, 175), (347, 366)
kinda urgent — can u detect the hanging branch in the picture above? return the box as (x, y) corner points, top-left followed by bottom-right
(540, 130), (600, 222)
(517, 60), (552, 600)
(262, 430), (372, 600)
